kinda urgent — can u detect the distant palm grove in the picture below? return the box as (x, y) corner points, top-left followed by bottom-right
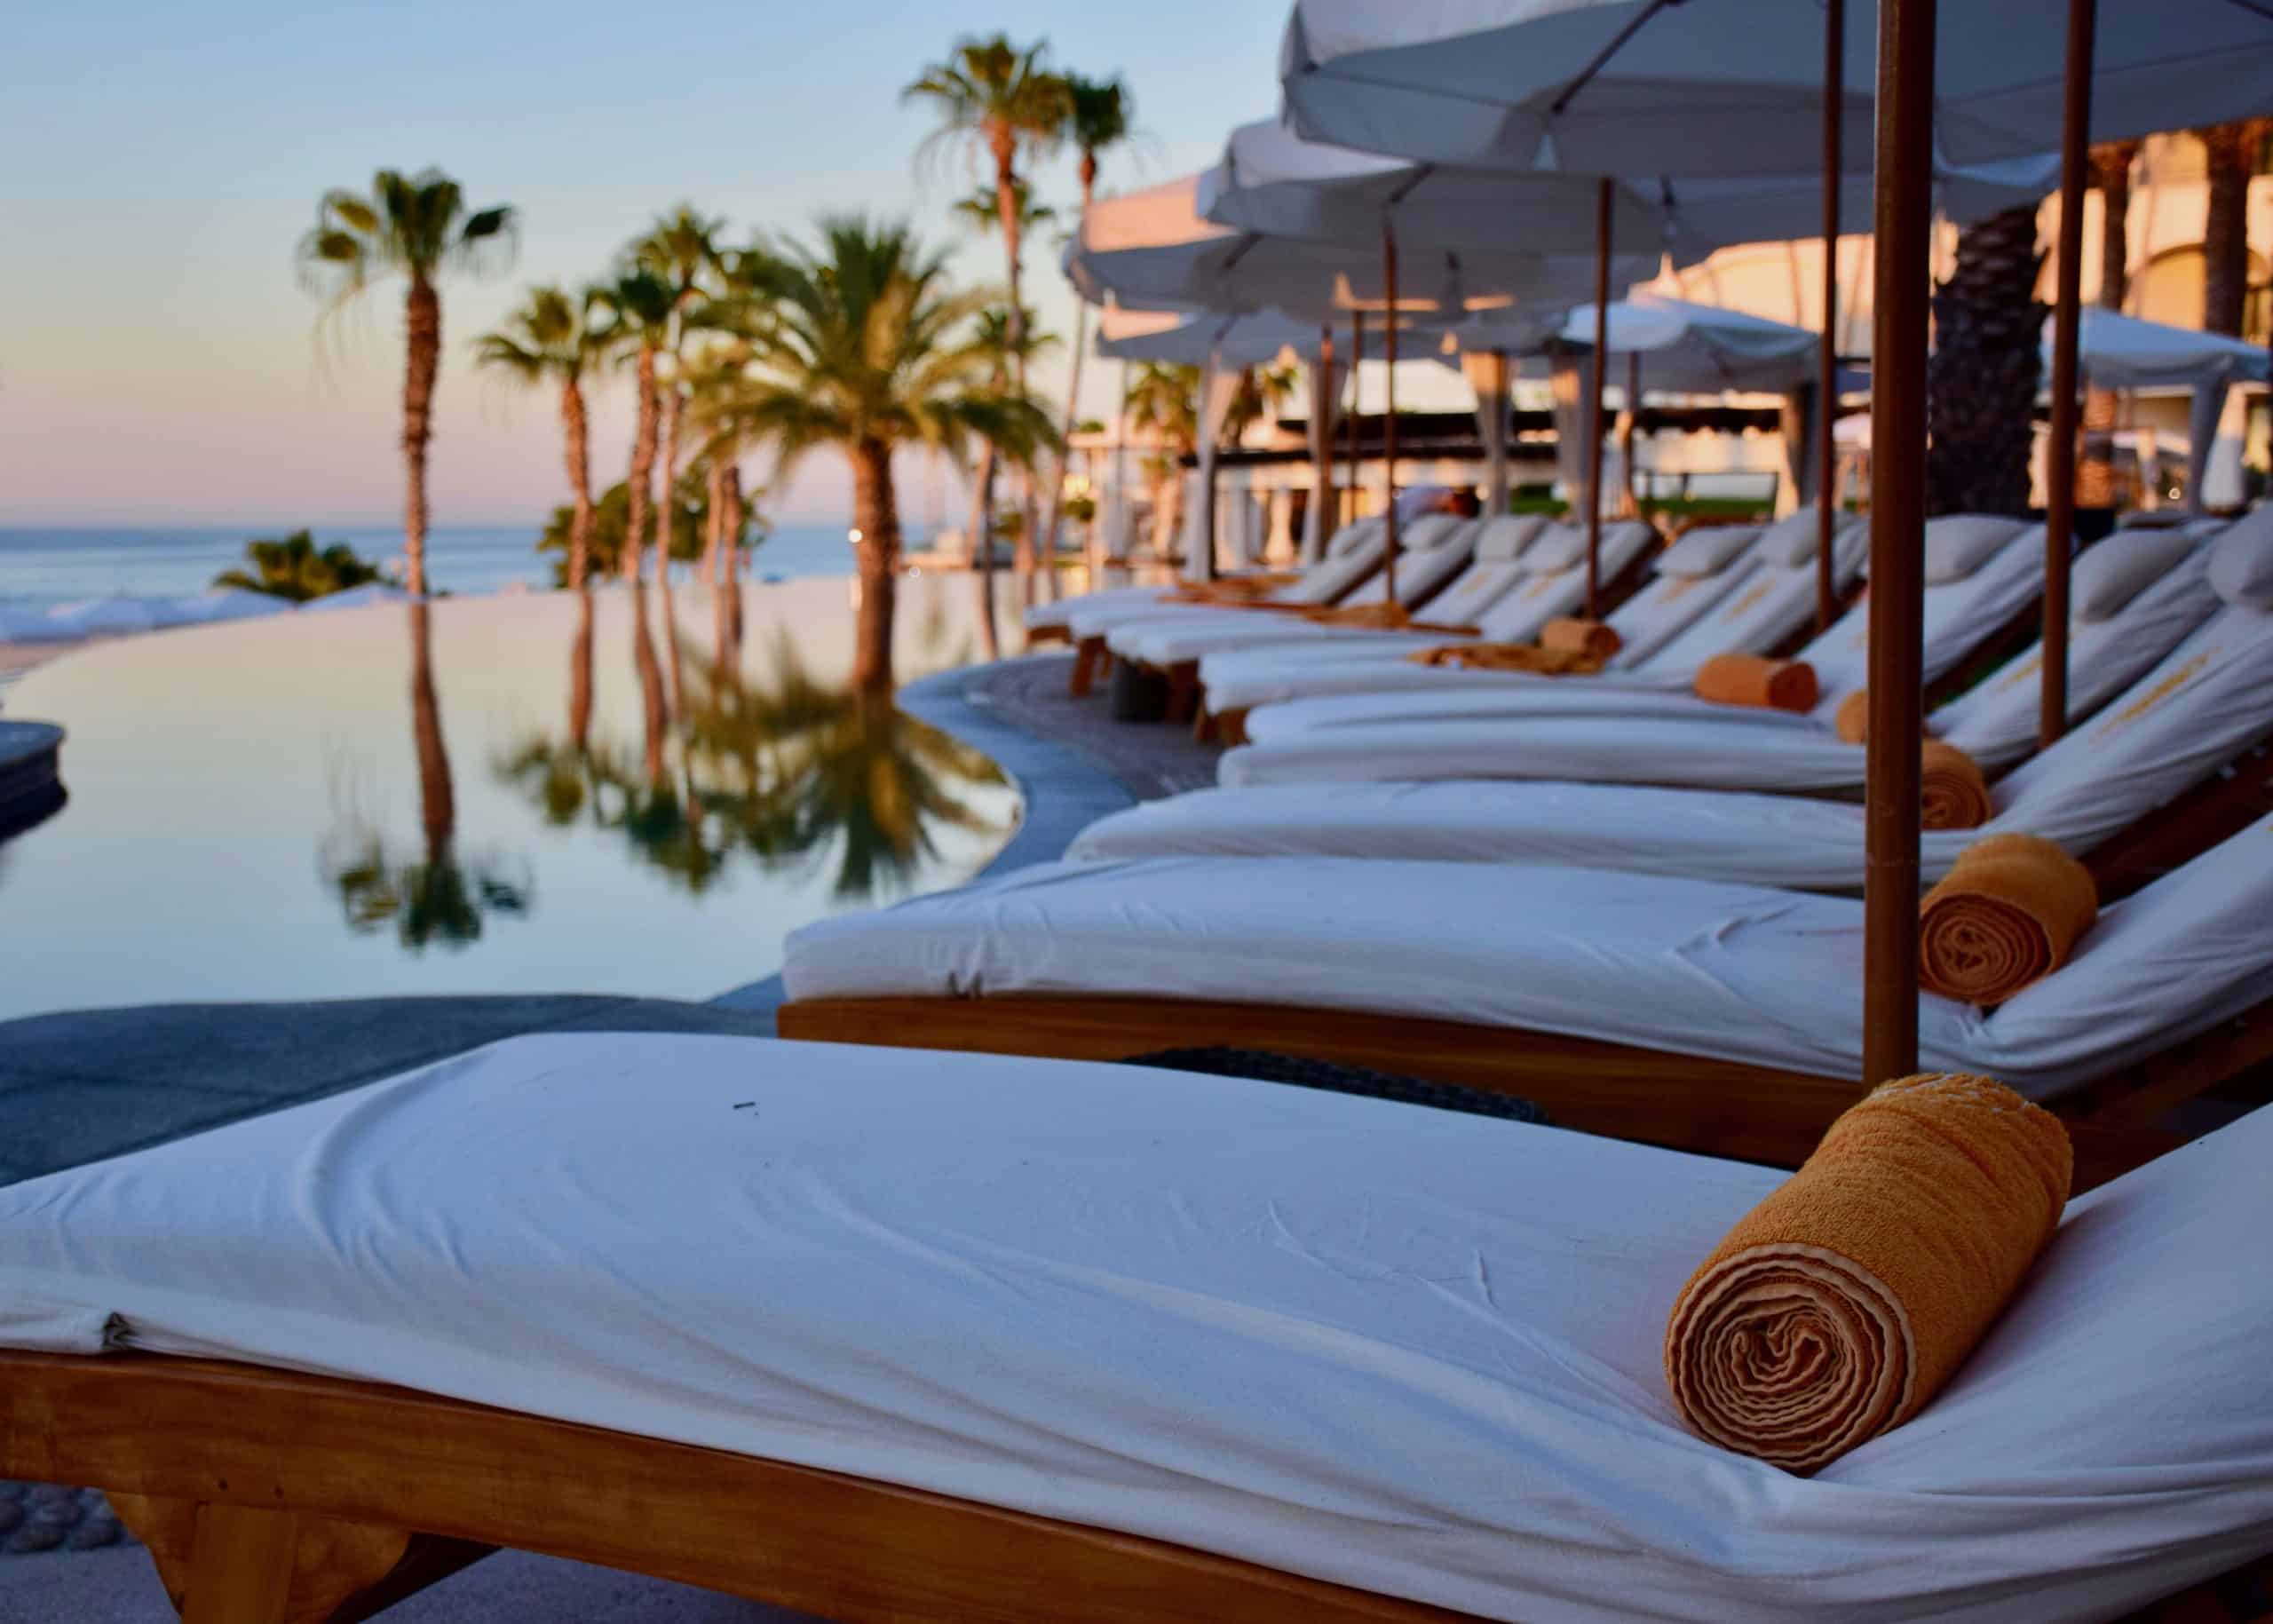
(296, 32), (1136, 692)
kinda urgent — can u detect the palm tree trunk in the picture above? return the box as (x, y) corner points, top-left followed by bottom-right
(2079, 143), (2138, 508)
(400, 277), (441, 598)
(2200, 122), (2261, 337)
(1925, 204), (2047, 518)
(568, 583), (595, 754)
(850, 435), (901, 693)
(702, 456), (726, 592)
(408, 600), (454, 859)
(560, 378), (595, 590)
(654, 384), (685, 582)
(993, 150), (1041, 594)
(721, 463), (746, 648)
(967, 440), (1001, 660)
(624, 347), (660, 582)
(630, 581), (669, 784)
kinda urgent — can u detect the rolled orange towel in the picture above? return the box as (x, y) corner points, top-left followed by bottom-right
(1540, 617), (1624, 660)
(1920, 833), (2099, 1004)
(1407, 642), (1604, 675)
(1920, 741), (1992, 829)
(1299, 601), (1414, 630)
(1833, 689), (1871, 743)
(1692, 654), (1819, 713)
(1665, 1073), (2071, 1474)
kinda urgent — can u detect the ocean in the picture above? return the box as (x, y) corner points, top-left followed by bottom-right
(0, 523), (879, 614)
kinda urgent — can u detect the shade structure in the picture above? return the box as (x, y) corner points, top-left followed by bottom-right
(1280, 0), (2273, 176)
(1065, 171), (1640, 324)
(1482, 292), (1823, 394)
(1094, 305), (1325, 368)
(2057, 308), (2272, 391)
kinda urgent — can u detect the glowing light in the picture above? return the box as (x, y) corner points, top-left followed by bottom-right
(848, 527), (864, 543)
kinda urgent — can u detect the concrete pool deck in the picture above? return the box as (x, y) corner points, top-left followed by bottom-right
(0, 648), (1220, 1617)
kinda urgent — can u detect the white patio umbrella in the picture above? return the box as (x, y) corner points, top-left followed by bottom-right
(1483, 293), (1823, 395)
(2055, 309), (2272, 514)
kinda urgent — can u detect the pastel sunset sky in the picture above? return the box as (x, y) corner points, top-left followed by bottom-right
(2, 2), (1303, 529)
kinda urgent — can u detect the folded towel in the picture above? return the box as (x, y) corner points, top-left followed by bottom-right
(1831, 687), (1946, 746)
(1920, 833), (2100, 1004)
(1407, 642), (1606, 675)
(1665, 1073), (2071, 1474)
(1692, 654), (1819, 712)
(1160, 574), (1304, 606)
(1920, 741), (1992, 829)
(1540, 617), (1623, 659)
(1299, 601), (1414, 630)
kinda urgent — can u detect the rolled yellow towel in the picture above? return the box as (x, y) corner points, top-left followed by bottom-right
(1406, 642), (1604, 675)
(1665, 1073), (2071, 1474)
(1834, 689), (1871, 743)
(1540, 617), (1624, 660)
(1920, 741), (1992, 829)
(1920, 833), (2099, 1005)
(1692, 654), (1819, 713)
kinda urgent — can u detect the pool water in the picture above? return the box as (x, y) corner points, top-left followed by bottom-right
(0, 576), (1030, 1018)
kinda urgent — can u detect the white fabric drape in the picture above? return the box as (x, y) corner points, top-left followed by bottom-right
(1462, 350), (1511, 515)
(1303, 354), (1349, 560)
(1548, 350), (1598, 519)
(1184, 359), (1246, 582)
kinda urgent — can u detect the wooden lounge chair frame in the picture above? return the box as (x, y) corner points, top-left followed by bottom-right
(4, 1271), (2267, 1623)
(780, 988), (2273, 1194)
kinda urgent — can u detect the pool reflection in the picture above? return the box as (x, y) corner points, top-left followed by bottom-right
(0, 575), (1024, 1017)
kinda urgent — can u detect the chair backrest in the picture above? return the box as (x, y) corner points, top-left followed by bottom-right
(1635, 518), (1870, 677)
(1283, 526), (1388, 605)
(1332, 517), (1481, 608)
(1599, 527), (1770, 670)
(1472, 522), (1659, 643)
(1795, 516), (2039, 709)
(1938, 533), (2222, 769)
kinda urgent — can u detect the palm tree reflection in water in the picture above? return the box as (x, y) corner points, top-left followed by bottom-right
(496, 592), (1009, 898)
(324, 601), (532, 949)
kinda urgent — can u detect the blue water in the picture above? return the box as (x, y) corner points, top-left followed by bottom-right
(0, 523), (876, 612)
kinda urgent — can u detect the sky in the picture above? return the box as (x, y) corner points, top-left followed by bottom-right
(0, 1), (1311, 531)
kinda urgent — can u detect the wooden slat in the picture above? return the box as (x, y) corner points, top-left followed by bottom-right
(0, 1353), (1477, 1624)
(776, 994), (2179, 1192)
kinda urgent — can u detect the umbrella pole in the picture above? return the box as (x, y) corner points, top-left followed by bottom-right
(1623, 352), (1641, 517)
(1347, 311), (1364, 524)
(1586, 178), (1612, 616)
(1816, 0), (1844, 633)
(1382, 221), (1400, 602)
(2041, 0), (2096, 746)
(1317, 325), (1337, 557)
(1863, 0), (1936, 1088)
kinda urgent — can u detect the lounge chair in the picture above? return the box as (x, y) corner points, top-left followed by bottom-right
(1072, 525), (2241, 877)
(782, 805), (2273, 1176)
(3, 1033), (2269, 1621)
(1197, 508), (1857, 723)
(1221, 514), (2056, 787)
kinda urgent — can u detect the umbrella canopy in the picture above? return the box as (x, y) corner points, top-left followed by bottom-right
(1480, 292), (1824, 394)
(1280, 0), (2273, 175)
(1065, 170), (1650, 323)
(2059, 308), (2273, 390)
(1094, 305), (1327, 368)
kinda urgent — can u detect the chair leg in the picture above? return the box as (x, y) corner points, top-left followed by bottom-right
(1192, 708), (1217, 743)
(1069, 638), (1104, 698)
(1163, 662), (1200, 724)
(1216, 708), (1249, 747)
(179, 1503), (299, 1624)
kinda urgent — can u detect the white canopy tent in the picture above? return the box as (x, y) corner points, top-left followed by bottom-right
(2054, 310), (2271, 514)
(1485, 293), (1823, 395)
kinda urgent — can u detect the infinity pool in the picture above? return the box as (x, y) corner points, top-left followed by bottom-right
(0, 577), (1026, 1018)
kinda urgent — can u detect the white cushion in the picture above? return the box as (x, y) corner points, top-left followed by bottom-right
(1754, 507), (1834, 568)
(1924, 514), (2025, 584)
(1655, 523), (1762, 578)
(1473, 513), (1550, 561)
(1515, 521), (1588, 571)
(2073, 530), (2199, 622)
(1398, 512), (1464, 551)
(1326, 517), (1382, 558)
(2207, 507), (2273, 610)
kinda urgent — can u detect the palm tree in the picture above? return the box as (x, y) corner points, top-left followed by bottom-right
(2079, 141), (2141, 508)
(629, 207), (727, 577)
(214, 530), (385, 601)
(2199, 121), (2271, 340)
(1225, 362), (1299, 443)
(1124, 361), (1200, 556)
(950, 182), (1060, 583)
(1925, 204), (2046, 517)
(592, 269), (677, 582)
(703, 216), (1054, 692)
(1043, 74), (1135, 575)
(905, 35), (1071, 583)
(474, 285), (606, 588)
(296, 170), (515, 598)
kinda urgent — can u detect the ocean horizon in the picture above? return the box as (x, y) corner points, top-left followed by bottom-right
(0, 521), (909, 611)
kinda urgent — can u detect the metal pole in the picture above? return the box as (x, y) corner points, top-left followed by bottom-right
(1382, 221), (1401, 602)
(2041, 0), (2096, 746)
(1863, 0), (1936, 1088)
(1816, 0), (1844, 633)
(1586, 178), (1612, 616)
